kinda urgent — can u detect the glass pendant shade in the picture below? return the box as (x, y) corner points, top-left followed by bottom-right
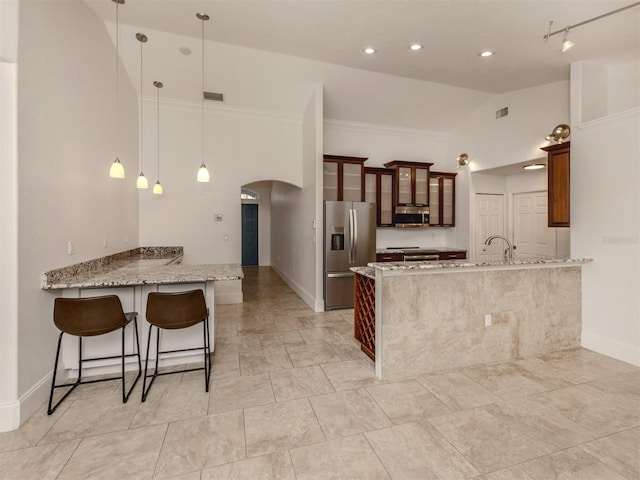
(153, 181), (163, 195)
(197, 163), (210, 182)
(136, 172), (148, 188)
(110, 157), (125, 178)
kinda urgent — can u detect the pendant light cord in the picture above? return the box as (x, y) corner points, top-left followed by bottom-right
(156, 84), (160, 180)
(201, 17), (205, 166)
(115, 2), (120, 157)
(139, 38), (144, 173)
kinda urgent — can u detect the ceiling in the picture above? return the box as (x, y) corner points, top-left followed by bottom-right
(85, 0), (640, 94)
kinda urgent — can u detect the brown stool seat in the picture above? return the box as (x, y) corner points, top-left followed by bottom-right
(142, 289), (211, 401)
(48, 295), (141, 415)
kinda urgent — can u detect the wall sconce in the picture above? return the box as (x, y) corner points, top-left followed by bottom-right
(545, 124), (570, 143)
(457, 153), (470, 168)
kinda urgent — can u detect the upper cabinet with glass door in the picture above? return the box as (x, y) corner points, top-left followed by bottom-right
(323, 155), (367, 202)
(383, 161), (433, 206)
(364, 167), (396, 227)
(429, 171), (457, 227)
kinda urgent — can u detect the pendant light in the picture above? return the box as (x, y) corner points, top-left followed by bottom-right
(152, 81), (164, 195)
(196, 13), (211, 183)
(109, 0), (125, 178)
(136, 33), (149, 189)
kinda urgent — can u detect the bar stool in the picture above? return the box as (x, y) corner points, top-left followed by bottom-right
(142, 289), (211, 401)
(48, 295), (142, 415)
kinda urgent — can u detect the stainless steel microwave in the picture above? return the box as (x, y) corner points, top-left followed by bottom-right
(394, 205), (430, 228)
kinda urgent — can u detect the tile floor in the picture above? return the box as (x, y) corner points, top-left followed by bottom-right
(1, 267), (639, 479)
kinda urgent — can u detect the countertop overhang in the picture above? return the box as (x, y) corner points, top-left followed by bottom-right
(352, 256), (592, 279)
(41, 247), (243, 289)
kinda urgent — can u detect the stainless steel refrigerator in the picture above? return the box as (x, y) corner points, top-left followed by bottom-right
(324, 201), (376, 310)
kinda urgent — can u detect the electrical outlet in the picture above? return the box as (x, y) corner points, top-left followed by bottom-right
(484, 314), (492, 327)
(68, 241), (75, 255)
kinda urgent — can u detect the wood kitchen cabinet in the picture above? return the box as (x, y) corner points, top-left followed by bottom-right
(364, 167), (396, 226)
(429, 171), (457, 227)
(383, 160), (433, 206)
(438, 251), (466, 260)
(541, 142), (570, 227)
(376, 252), (403, 262)
(323, 154), (367, 202)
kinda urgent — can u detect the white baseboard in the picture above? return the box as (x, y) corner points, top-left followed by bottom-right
(582, 331), (640, 366)
(214, 291), (243, 305)
(0, 400), (20, 432)
(0, 370), (50, 432)
(271, 265), (317, 311)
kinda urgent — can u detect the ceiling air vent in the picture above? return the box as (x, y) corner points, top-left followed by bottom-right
(496, 106), (509, 119)
(204, 91), (224, 102)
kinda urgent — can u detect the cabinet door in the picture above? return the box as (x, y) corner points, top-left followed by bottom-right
(548, 149), (570, 227)
(415, 168), (429, 205)
(429, 177), (440, 225)
(323, 161), (339, 201)
(364, 172), (377, 204)
(398, 167), (412, 204)
(442, 177), (455, 225)
(380, 173), (394, 226)
(342, 162), (363, 202)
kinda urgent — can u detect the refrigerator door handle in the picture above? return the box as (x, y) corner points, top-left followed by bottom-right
(348, 208), (354, 265)
(352, 208), (358, 262)
(327, 272), (354, 278)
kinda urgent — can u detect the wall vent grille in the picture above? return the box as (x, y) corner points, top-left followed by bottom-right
(204, 91), (224, 102)
(496, 106), (509, 119)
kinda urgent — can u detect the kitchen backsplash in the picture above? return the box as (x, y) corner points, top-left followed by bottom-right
(376, 227), (449, 249)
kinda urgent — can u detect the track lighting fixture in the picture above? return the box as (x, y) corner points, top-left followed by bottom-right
(544, 3), (640, 52)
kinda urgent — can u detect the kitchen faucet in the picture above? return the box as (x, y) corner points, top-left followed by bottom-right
(484, 235), (513, 261)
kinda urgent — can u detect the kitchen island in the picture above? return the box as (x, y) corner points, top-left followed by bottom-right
(42, 247), (243, 377)
(352, 256), (592, 380)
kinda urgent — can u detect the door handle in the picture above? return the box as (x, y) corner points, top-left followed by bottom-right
(348, 209), (354, 265)
(352, 208), (358, 263)
(327, 272), (354, 278)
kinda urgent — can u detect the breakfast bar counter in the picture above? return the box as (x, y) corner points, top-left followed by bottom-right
(352, 256), (592, 380)
(41, 247), (243, 377)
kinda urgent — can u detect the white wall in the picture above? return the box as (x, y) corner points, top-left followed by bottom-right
(270, 86), (323, 310)
(449, 81), (570, 252)
(138, 100), (302, 265)
(451, 81), (570, 171)
(0, 0), (19, 432)
(570, 59), (640, 365)
(9, 0), (139, 429)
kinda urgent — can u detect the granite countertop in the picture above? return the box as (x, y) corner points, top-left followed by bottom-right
(41, 246), (243, 289)
(350, 266), (375, 279)
(376, 247), (467, 254)
(369, 256), (592, 272)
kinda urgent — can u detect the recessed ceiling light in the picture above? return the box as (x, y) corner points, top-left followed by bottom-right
(179, 46), (192, 56)
(409, 43), (423, 51)
(479, 50), (494, 57)
(363, 47), (376, 54)
(523, 163), (546, 170)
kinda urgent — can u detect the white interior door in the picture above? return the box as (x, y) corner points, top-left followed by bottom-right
(475, 194), (505, 261)
(513, 191), (556, 257)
